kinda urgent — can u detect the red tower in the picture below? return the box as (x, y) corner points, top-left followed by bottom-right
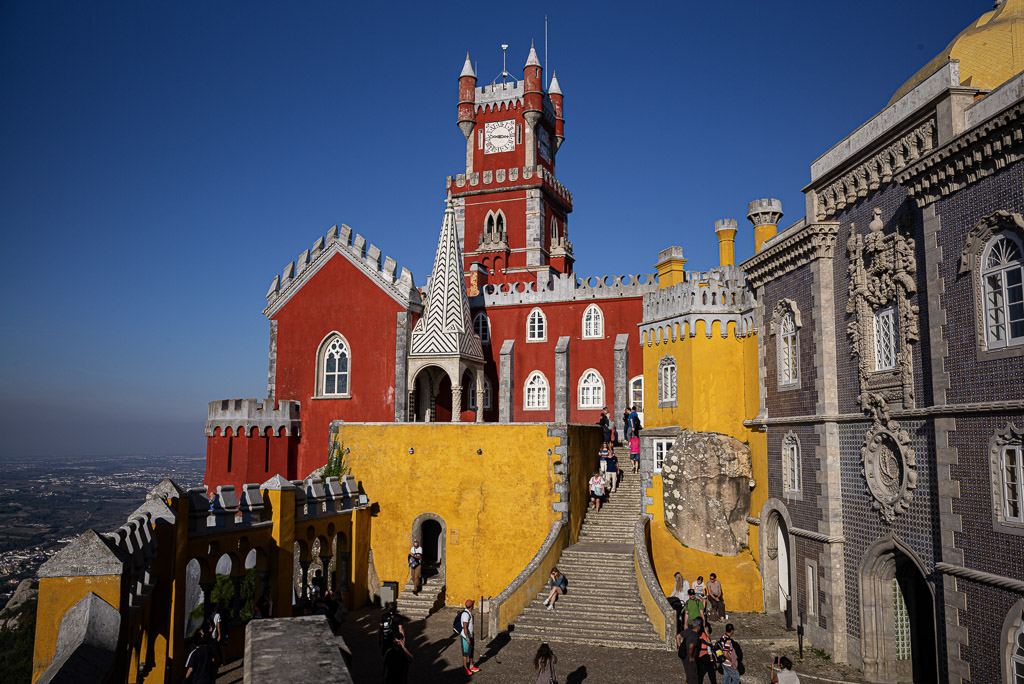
(447, 44), (573, 290)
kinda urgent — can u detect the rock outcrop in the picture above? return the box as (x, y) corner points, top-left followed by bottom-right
(662, 430), (752, 556)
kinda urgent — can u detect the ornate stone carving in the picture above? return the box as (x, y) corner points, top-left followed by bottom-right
(860, 397), (918, 524)
(958, 210), (1024, 275)
(846, 208), (919, 409)
(816, 118), (936, 221)
(769, 299), (802, 336)
(743, 222), (839, 289)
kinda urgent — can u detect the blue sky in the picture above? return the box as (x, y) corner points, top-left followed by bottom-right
(0, 1), (983, 458)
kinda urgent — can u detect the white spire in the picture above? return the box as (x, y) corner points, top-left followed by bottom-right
(460, 52), (476, 78)
(548, 70), (562, 94)
(525, 41), (541, 68)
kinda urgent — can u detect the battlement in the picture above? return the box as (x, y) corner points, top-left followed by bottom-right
(448, 164), (572, 205)
(264, 223), (421, 317)
(747, 198), (784, 226)
(640, 265), (756, 340)
(468, 271), (659, 307)
(205, 398), (302, 437)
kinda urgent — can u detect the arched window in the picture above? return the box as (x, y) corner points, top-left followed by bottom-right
(778, 312), (799, 386)
(783, 432), (801, 494)
(1008, 608), (1024, 684)
(551, 217), (559, 240)
(582, 304), (604, 339)
(495, 212), (504, 234)
(527, 308), (547, 342)
(577, 369), (604, 409)
(873, 307), (898, 370)
(524, 371), (549, 410)
(467, 375), (492, 411)
(485, 213), (495, 236)
(317, 333), (351, 397)
(658, 355), (677, 408)
(982, 232), (1024, 349)
(630, 375), (644, 411)
(473, 312), (490, 344)
(990, 423), (1024, 535)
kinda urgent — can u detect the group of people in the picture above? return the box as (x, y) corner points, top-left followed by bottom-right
(183, 603), (229, 684)
(589, 443), (623, 512)
(668, 572), (728, 626)
(677, 618), (742, 684)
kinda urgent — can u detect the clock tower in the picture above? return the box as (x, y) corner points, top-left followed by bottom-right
(447, 44), (573, 291)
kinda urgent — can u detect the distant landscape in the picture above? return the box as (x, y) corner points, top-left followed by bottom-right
(0, 453), (205, 604)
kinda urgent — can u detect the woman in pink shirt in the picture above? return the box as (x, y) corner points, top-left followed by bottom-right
(629, 436), (640, 473)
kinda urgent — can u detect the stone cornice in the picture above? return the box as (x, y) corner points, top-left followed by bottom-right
(741, 222), (840, 290)
(896, 102), (1024, 207)
(743, 398), (1024, 427)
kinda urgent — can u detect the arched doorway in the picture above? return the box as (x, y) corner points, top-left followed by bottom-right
(859, 534), (938, 683)
(411, 513), (447, 585)
(760, 499), (795, 629)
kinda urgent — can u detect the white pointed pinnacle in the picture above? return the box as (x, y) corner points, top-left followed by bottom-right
(548, 70), (562, 95)
(525, 40), (541, 68)
(460, 52), (476, 78)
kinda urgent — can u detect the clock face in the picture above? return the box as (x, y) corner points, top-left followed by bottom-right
(484, 119), (516, 154)
(538, 126), (551, 163)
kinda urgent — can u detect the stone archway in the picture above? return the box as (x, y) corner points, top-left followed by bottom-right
(759, 498), (796, 629)
(1001, 598), (1024, 684)
(410, 512), (447, 585)
(858, 533), (938, 683)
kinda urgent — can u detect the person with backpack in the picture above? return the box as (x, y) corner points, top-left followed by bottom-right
(717, 623), (741, 684)
(677, 617), (701, 684)
(696, 617), (718, 684)
(453, 599), (479, 675)
(684, 588), (705, 629)
(381, 622), (413, 683)
(589, 470), (605, 512)
(533, 642), (557, 684)
(408, 539), (423, 594)
(184, 622), (217, 684)
(543, 568), (568, 610)
(598, 407), (612, 448)
(629, 406), (642, 437)
(622, 407), (632, 441)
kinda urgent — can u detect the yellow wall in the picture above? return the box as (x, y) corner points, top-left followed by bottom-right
(495, 524), (569, 634)
(334, 423), (570, 605)
(33, 575), (123, 682)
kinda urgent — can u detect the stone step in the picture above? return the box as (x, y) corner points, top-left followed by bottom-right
(552, 560), (634, 571)
(531, 579), (639, 593)
(520, 608), (654, 627)
(521, 603), (650, 620)
(526, 595), (647, 613)
(511, 624), (664, 649)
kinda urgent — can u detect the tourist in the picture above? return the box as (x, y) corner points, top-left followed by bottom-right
(589, 470), (605, 512)
(184, 623), (217, 684)
(676, 616), (701, 684)
(543, 568), (568, 610)
(533, 642), (558, 684)
(717, 623), (740, 684)
(212, 600), (228, 666)
(706, 573), (725, 621)
(381, 622), (413, 683)
(623, 407), (632, 441)
(605, 449), (619, 493)
(599, 407), (612, 447)
(408, 539), (423, 595)
(379, 601), (400, 655)
(770, 655), (800, 683)
(630, 434), (640, 473)
(696, 617), (718, 684)
(458, 599), (480, 675)
(629, 406), (642, 436)
(684, 589), (705, 629)
(668, 571), (690, 611)
(693, 575), (707, 600)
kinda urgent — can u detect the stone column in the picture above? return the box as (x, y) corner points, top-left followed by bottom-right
(554, 336), (570, 423)
(613, 334), (629, 436)
(499, 340), (515, 423)
(475, 367), (484, 423)
(394, 312), (410, 422)
(320, 554), (333, 592)
(407, 390), (416, 422)
(200, 582), (215, 620)
(451, 385), (463, 422)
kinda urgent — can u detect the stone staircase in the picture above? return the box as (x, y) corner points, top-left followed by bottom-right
(395, 568), (445, 620)
(510, 456), (664, 649)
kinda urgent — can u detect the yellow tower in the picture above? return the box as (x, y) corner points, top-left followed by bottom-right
(715, 218), (738, 266)
(654, 245), (688, 289)
(748, 198), (783, 253)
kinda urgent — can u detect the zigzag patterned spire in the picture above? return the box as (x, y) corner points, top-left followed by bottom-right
(409, 196), (483, 359)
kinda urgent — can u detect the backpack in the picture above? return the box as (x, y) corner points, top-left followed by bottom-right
(733, 640), (745, 675)
(452, 609), (468, 636)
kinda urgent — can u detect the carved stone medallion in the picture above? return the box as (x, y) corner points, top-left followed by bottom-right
(861, 413), (918, 524)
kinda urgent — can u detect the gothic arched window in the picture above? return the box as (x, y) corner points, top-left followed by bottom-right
(473, 312), (490, 344)
(658, 355), (677, 408)
(495, 212), (504, 234)
(778, 312), (799, 386)
(524, 371), (549, 410)
(577, 369), (604, 409)
(982, 232), (1024, 349)
(783, 432), (801, 494)
(582, 304), (604, 339)
(551, 217), (559, 240)
(317, 333), (351, 397)
(485, 213), (495, 236)
(527, 308), (547, 342)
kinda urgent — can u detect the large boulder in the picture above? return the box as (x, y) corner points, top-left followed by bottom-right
(662, 430), (752, 556)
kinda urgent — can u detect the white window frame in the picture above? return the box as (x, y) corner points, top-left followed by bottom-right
(806, 562), (817, 618)
(467, 375), (492, 411)
(577, 368), (604, 409)
(315, 332), (352, 399)
(630, 375), (644, 411)
(524, 371), (549, 410)
(778, 312), (799, 387)
(653, 439), (674, 474)
(873, 306), (898, 371)
(658, 355), (677, 408)
(527, 307), (547, 342)
(582, 304), (604, 340)
(1002, 444), (1024, 524)
(783, 432), (801, 495)
(981, 232), (1024, 350)
(472, 312), (490, 344)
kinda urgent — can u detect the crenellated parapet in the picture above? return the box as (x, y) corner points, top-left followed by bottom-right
(447, 164), (573, 206)
(263, 223), (421, 318)
(640, 265), (757, 341)
(469, 270), (658, 307)
(205, 398), (301, 437)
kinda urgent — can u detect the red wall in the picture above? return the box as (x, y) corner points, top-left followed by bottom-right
(272, 253), (406, 477)
(204, 428), (299, 492)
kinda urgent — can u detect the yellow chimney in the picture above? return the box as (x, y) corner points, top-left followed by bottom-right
(715, 219), (738, 267)
(747, 199), (784, 253)
(655, 246), (688, 289)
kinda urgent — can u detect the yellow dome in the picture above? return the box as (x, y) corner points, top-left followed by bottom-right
(888, 0), (1024, 106)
